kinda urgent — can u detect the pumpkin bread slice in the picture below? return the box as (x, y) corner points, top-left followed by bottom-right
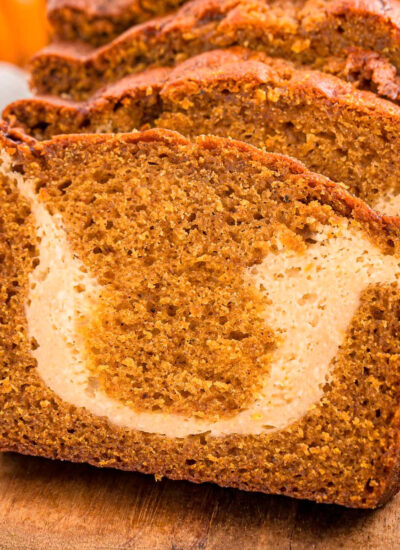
(1, 125), (400, 507)
(47, 0), (188, 46)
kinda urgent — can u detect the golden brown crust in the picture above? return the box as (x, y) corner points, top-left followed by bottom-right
(2, 126), (400, 507)
(31, 0), (400, 100)
(9, 47), (400, 209)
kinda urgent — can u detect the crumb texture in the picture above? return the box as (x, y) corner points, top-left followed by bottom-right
(26, 196), (400, 436)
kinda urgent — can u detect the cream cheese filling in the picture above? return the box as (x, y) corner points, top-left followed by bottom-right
(2, 154), (400, 438)
(374, 191), (400, 217)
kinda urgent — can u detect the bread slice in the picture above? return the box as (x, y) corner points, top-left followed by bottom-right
(30, 0), (400, 100)
(8, 48), (400, 215)
(48, 0), (187, 46)
(2, 124), (400, 508)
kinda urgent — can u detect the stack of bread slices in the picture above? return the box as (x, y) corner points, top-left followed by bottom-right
(2, 0), (400, 508)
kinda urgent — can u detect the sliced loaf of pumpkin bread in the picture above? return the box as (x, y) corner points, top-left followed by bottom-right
(8, 48), (400, 214)
(31, 0), (400, 101)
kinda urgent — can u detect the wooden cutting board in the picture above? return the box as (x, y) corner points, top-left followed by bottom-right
(0, 451), (399, 550)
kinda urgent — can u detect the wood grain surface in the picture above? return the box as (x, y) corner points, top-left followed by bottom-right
(0, 452), (399, 550)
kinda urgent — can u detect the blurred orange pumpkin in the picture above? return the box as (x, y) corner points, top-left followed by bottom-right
(0, 0), (48, 66)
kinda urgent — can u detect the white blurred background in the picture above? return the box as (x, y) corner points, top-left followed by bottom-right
(0, 62), (30, 112)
